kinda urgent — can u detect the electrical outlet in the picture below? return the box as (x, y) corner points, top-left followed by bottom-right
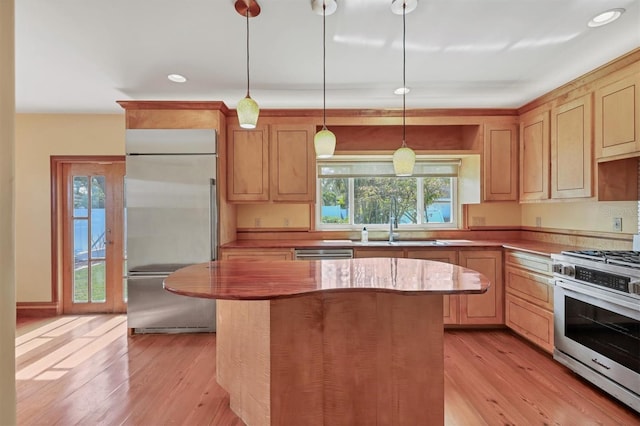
(284, 218), (290, 227)
(613, 217), (622, 232)
(254, 218), (261, 227)
(535, 217), (542, 227)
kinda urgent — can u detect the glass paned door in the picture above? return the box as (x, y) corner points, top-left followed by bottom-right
(62, 162), (125, 313)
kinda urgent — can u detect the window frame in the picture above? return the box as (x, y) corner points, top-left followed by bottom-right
(315, 156), (460, 231)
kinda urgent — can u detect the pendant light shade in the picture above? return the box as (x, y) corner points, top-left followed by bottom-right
(237, 2), (259, 129)
(393, 146), (416, 176)
(392, 0), (416, 177)
(314, 1), (336, 158)
(237, 96), (259, 129)
(314, 127), (336, 158)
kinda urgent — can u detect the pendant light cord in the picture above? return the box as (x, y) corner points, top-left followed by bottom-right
(322, 2), (327, 129)
(402, 2), (407, 147)
(246, 9), (251, 97)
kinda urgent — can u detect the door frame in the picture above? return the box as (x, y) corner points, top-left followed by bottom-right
(50, 156), (125, 314)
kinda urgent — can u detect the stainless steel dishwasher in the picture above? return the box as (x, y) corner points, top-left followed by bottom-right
(294, 248), (354, 260)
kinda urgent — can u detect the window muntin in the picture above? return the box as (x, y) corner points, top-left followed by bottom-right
(317, 157), (458, 230)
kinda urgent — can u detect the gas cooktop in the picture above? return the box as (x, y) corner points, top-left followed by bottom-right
(561, 250), (640, 269)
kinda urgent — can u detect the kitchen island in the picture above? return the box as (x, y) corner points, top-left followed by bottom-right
(164, 258), (490, 426)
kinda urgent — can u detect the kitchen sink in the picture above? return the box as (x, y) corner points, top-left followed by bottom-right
(352, 240), (449, 246)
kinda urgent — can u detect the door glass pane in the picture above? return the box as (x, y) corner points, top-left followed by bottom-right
(73, 176), (89, 213)
(73, 174), (90, 303)
(91, 261), (106, 303)
(91, 175), (106, 261)
(73, 251), (89, 303)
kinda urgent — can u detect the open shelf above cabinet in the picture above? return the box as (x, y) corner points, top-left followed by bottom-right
(326, 125), (481, 153)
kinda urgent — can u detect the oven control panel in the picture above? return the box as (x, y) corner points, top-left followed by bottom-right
(574, 266), (631, 293)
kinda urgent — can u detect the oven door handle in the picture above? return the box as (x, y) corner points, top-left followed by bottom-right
(555, 279), (640, 312)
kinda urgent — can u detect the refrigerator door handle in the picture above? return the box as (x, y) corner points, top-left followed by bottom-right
(210, 178), (218, 261)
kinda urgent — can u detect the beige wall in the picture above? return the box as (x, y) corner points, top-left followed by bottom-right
(15, 114), (125, 302)
(1, 0), (16, 423)
(467, 202), (522, 227)
(521, 201), (638, 235)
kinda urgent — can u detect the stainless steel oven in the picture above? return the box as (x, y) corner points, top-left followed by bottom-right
(552, 250), (640, 412)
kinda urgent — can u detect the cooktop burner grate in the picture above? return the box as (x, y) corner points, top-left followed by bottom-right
(560, 250), (640, 267)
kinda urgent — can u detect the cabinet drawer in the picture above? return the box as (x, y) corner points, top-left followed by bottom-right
(506, 294), (554, 354)
(505, 266), (553, 310)
(220, 249), (293, 261)
(505, 250), (552, 275)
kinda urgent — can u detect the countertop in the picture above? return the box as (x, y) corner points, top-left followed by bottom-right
(221, 239), (581, 257)
(164, 258), (490, 300)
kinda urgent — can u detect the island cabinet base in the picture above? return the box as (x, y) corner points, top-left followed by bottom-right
(216, 292), (445, 426)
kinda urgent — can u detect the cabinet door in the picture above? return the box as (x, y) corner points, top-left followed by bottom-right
(227, 125), (269, 201)
(270, 124), (315, 202)
(519, 111), (550, 201)
(407, 249), (459, 325)
(484, 123), (518, 201)
(220, 248), (293, 260)
(551, 95), (593, 199)
(458, 250), (503, 325)
(505, 294), (554, 354)
(595, 73), (640, 160)
(354, 248), (404, 258)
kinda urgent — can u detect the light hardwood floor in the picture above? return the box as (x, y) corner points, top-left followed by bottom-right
(16, 315), (640, 425)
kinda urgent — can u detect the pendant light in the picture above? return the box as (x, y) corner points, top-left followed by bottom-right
(236, 0), (260, 129)
(314, 0), (337, 158)
(392, 0), (416, 177)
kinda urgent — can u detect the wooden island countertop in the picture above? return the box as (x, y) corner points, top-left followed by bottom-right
(164, 257), (490, 300)
(165, 258), (489, 426)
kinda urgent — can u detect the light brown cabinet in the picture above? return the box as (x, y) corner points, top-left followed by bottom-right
(504, 250), (554, 353)
(354, 248), (404, 258)
(227, 123), (315, 203)
(595, 73), (640, 160)
(550, 95), (593, 199)
(227, 125), (270, 202)
(483, 123), (518, 201)
(219, 248), (293, 261)
(519, 110), (550, 201)
(458, 250), (503, 325)
(269, 124), (315, 202)
(407, 249), (459, 325)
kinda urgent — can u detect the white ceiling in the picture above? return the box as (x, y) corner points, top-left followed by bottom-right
(15, 0), (640, 114)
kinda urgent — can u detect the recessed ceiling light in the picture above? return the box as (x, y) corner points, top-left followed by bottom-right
(167, 74), (187, 83)
(394, 87), (410, 95)
(391, 0), (418, 15)
(588, 8), (625, 27)
(311, 0), (337, 16)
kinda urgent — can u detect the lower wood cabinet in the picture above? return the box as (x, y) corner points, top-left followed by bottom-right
(504, 250), (554, 353)
(219, 248), (293, 261)
(407, 249), (459, 325)
(353, 248), (404, 258)
(458, 250), (504, 325)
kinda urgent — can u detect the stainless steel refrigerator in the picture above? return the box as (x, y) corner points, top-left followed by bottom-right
(125, 129), (217, 333)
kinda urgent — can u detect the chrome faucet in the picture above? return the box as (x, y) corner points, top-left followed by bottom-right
(389, 197), (398, 242)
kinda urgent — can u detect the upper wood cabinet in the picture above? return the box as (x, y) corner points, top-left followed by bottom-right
(519, 110), (550, 201)
(595, 73), (640, 160)
(269, 124), (315, 202)
(483, 123), (518, 201)
(227, 123), (315, 203)
(550, 95), (593, 199)
(227, 125), (270, 202)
